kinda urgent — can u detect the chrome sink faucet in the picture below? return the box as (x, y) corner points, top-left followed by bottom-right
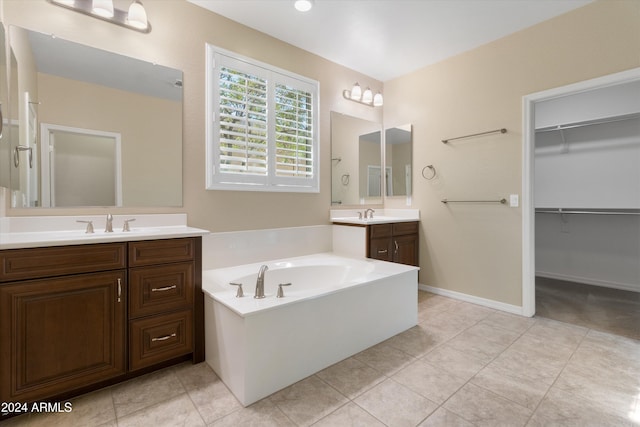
(364, 208), (375, 219)
(255, 265), (268, 299)
(105, 213), (113, 233)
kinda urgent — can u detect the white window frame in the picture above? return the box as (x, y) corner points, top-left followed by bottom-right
(206, 44), (320, 193)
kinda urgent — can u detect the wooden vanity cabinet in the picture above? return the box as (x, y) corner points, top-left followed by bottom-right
(0, 237), (203, 407)
(0, 243), (127, 403)
(368, 221), (419, 266)
(128, 238), (196, 371)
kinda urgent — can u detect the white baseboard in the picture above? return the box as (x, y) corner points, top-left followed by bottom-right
(418, 284), (527, 317)
(535, 271), (640, 293)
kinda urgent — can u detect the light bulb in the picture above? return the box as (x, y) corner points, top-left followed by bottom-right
(294, 0), (313, 12)
(373, 92), (384, 107)
(362, 88), (373, 104)
(127, 1), (148, 30)
(92, 0), (114, 17)
(350, 83), (362, 100)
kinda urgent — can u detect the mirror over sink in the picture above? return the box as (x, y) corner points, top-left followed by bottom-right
(330, 112), (412, 206)
(4, 26), (183, 208)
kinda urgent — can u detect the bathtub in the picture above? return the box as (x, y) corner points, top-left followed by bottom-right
(202, 252), (419, 406)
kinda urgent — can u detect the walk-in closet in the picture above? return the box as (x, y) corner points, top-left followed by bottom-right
(534, 79), (640, 340)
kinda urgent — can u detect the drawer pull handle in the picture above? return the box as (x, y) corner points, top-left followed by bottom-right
(117, 278), (122, 303)
(151, 333), (177, 342)
(377, 249), (388, 254)
(151, 285), (177, 292)
(395, 240), (399, 255)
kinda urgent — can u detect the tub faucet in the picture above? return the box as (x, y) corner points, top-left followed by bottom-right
(255, 265), (268, 299)
(105, 213), (113, 233)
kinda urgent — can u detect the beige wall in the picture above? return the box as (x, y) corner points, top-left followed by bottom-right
(2, 0), (638, 308)
(383, 0), (640, 306)
(1, 0), (382, 227)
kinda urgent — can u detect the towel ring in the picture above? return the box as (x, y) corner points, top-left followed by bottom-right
(421, 165), (436, 180)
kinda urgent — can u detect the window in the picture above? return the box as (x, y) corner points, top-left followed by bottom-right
(206, 45), (320, 192)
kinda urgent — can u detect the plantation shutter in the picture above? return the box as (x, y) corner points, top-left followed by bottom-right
(207, 46), (319, 192)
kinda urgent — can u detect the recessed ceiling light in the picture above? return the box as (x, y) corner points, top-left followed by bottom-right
(294, 0), (313, 12)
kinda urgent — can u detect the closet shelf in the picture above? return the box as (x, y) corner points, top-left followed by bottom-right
(535, 112), (640, 133)
(535, 208), (640, 216)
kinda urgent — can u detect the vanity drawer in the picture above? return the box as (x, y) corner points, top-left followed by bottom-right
(129, 262), (194, 319)
(129, 309), (193, 371)
(393, 221), (418, 236)
(369, 224), (393, 239)
(128, 238), (195, 267)
(0, 243), (126, 282)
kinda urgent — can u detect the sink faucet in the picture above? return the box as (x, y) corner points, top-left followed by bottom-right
(105, 213), (113, 233)
(364, 208), (375, 219)
(254, 265), (268, 299)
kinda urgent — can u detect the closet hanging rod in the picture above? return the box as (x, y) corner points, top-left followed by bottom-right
(442, 128), (506, 144)
(442, 198), (507, 204)
(535, 112), (640, 133)
(535, 208), (640, 216)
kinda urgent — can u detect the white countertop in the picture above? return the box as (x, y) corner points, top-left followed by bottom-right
(330, 208), (420, 225)
(0, 214), (209, 250)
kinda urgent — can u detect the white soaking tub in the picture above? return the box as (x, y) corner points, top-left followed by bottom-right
(202, 252), (419, 406)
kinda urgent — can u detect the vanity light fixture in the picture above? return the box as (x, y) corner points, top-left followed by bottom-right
(343, 82), (384, 107)
(48, 0), (151, 33)
(294, 0), (314, 12)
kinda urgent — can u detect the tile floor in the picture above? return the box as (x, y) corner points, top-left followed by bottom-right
(3, 291), (640, 426)
(536, 277), (640, 340)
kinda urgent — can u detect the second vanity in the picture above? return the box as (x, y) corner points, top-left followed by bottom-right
(0, 214), (208, 411)
(331, 209), (420, 267)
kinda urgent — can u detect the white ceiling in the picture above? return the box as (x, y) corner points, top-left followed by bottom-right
(188, 0), (592, 82)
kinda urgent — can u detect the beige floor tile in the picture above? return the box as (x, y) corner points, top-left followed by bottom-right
(210, 398), (295, 426)
(443, 383), (531, 427)
(471, 366), (550, 410)
(269, 375), (348, 426)
(481, 310), (537, 334)
(173, 361), (220, 391)
(354, 379), (438, 427)
(419, 407), (475, 427)
(443, 322), (521, 364)
(393, 358), (467, 404)
(385, 324), (443, 357)
(111, 368), (186, 419)
(117, 393), (205, 427)
(187, 373), (243, 424)
(508, 332), (577, 362)
(353, 341), (416, 376)
(526, 317), (588, 349)
(313, 402), (386, 427)
(315, 357), (385, 399)
(422, 343), (488, 381)
(528, 387), (637, 427)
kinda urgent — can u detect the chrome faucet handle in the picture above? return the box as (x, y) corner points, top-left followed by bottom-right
(76, 220), (94, 234)
(229, 282), (244, 298)
(276, 283), (292, 298)
(358, 212), (363, 220)
(122, 218), (136, 232)
(105, 213), (113, 233)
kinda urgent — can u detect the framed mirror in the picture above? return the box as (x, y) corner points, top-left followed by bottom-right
(384, 124), (412, 197)
(330, 112), (382, 205)
(7, 26), (183, 208)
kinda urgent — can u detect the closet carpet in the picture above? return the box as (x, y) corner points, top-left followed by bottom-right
(536, 277), (640, 340)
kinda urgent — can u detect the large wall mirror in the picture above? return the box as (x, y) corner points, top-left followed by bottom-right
(6, 26), (183, 208)
(331, 112), (382, 206)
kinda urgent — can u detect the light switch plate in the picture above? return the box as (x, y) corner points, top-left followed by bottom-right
(509, 194), (519, 207)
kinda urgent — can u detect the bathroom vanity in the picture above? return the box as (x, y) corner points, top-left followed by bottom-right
(331, 210), (420, 267)
(0, 215), (207, 409)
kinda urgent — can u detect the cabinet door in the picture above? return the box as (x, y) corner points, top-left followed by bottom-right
(393, 234), (419, 266)
(369, 238), (393, 261)
(0, 271), (126, 402)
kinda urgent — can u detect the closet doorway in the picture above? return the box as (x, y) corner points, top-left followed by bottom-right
(522, 68), (640, 340)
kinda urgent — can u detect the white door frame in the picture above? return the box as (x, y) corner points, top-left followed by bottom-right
(521, 67), (640, 317)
